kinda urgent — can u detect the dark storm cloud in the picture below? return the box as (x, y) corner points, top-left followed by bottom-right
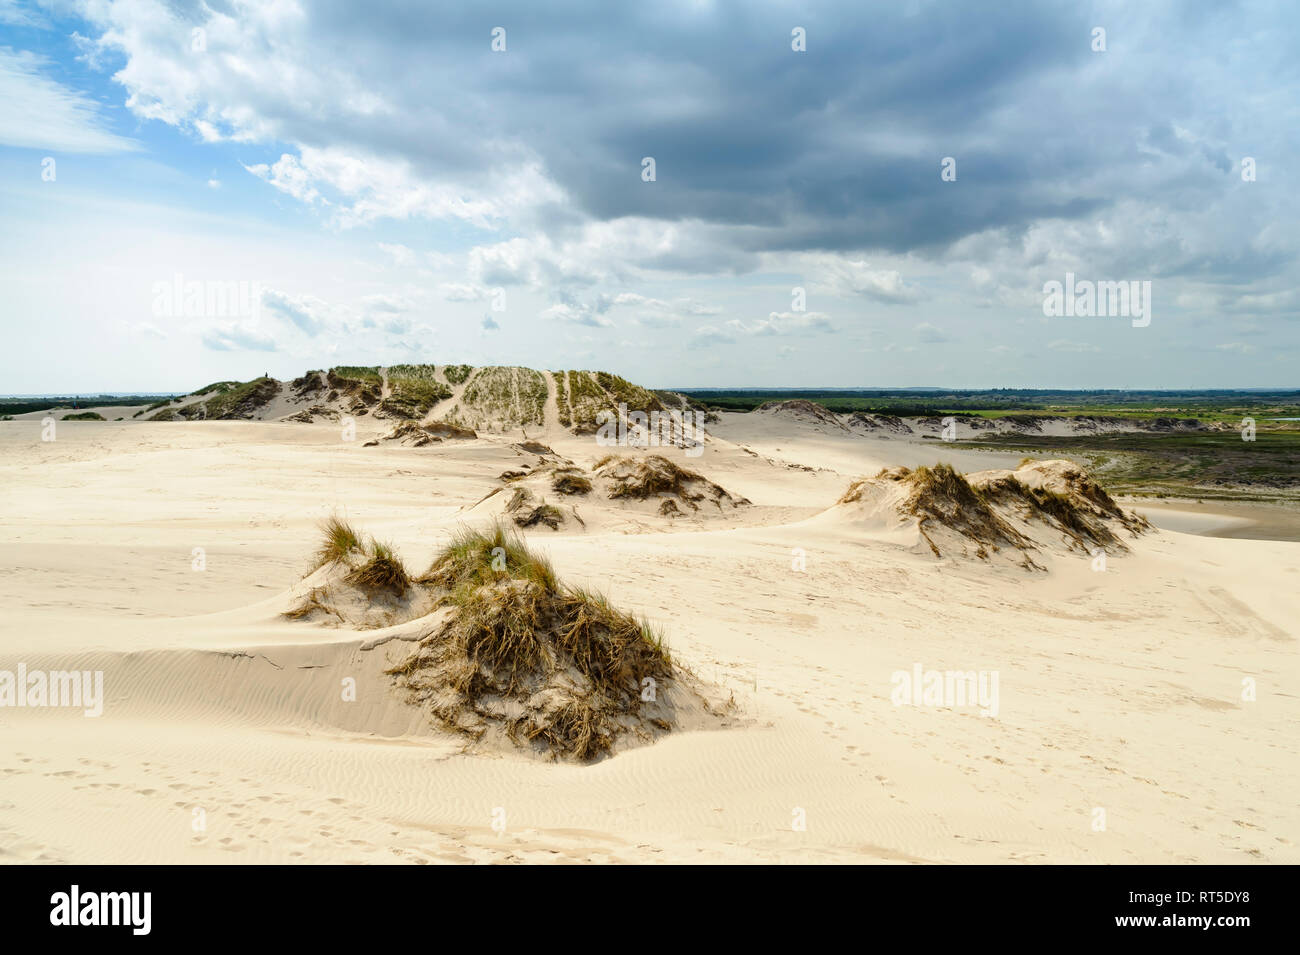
(77, 0), (1300, 288)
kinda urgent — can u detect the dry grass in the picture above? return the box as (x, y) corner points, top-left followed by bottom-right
(841, 461), (1149, 561)
(550, 468), (592, 495)
(282, 585), (344, 622)
(391, 522), (677, 761)
(903, 464), (1028, 556)
(601, 455), (699, 500)
(980, 465), (1150, 550)
(385, 420), (477, 445)
(346, 539), (411, 595)
(288, 522), (417, 623)
(597, 454), (745, 507)
(501, 486), (565, 529)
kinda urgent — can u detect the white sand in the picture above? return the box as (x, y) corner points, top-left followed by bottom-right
(1, 415), (1296, 864)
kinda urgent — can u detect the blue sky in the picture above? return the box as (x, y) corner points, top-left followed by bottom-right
(1, 0), (1297, 393)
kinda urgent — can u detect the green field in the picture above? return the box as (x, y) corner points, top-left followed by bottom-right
(679, 388), (1300, 421)
(967, 430), (1300, 502)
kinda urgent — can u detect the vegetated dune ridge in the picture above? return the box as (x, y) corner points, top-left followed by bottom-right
(0, 387), (1295, 864)
(54, 365), (709, 439)
(754, 397), (1230, 437)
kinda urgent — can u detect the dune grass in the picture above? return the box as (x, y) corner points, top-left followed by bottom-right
(393, 521), (675, 760)
(346, 539), (411, 595)
(419, 521), (559, 592)
(313, 515), (364, 569)
(443, 364), (473, 385)
(457, 366), (548, 428)
(550, 468), (592, 495)
(600, 455), (706, 501)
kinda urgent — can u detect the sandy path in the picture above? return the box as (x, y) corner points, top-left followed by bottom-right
(421, 365), (477, 425)
(539, 369), (563, 435)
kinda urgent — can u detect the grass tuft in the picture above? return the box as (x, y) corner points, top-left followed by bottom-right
(314, 515), (364, 569)
(345, 539), (411, 595)
(393, 521), (675, 761)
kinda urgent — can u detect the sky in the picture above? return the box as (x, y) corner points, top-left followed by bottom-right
(0, 0), (1297, 393)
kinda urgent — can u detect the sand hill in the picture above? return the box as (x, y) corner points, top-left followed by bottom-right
(831, 459), (1151, 568)
(134, 365), (705, 444)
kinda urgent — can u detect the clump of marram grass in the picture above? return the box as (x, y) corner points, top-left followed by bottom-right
(550, 468), (592, 495)
(601, 455), (700, 500)
(417, 521), (559, 592)
(314, 515), (364, 569)
(391, 522), (680, 761)
(345, 539), (411, 595)
(501, 486), (565, 529)
(287, 522), (425, 627)
(595, 454), (747, 510)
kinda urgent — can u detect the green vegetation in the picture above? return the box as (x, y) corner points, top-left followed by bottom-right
(443, 364), (473, 385)
(0, 395), (181, 417)
(192, 381), (240, 397)
(554, 370), (570, 426)
(419, 522), (560, 593)
(62, 411), (106, 420)
(380, 373), (452, 419)
(561, 370), (667, 432)
(313, 515), (364, 569)
(680, 388), (1300, 420)
(151, 377), (281, 420)
(329, 365), (382, 384)
(969, 430), (1300, 502)
(456, 366), (548, 428)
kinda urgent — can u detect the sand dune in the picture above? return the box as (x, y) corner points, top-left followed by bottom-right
(1, 410), (1296, 864)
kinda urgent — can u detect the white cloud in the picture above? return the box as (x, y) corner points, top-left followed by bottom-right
(539, 301), (614, 327)
(260, 288), (329, 336)
(0, 49), (138, 153)
(439, 283), (488, 302)
(719, 311), (835, 337)
(797, 254), (920, 303)
(244, 154), (321, 205)
(202, 323), (278, 352)
(1, 0), (45, 28)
